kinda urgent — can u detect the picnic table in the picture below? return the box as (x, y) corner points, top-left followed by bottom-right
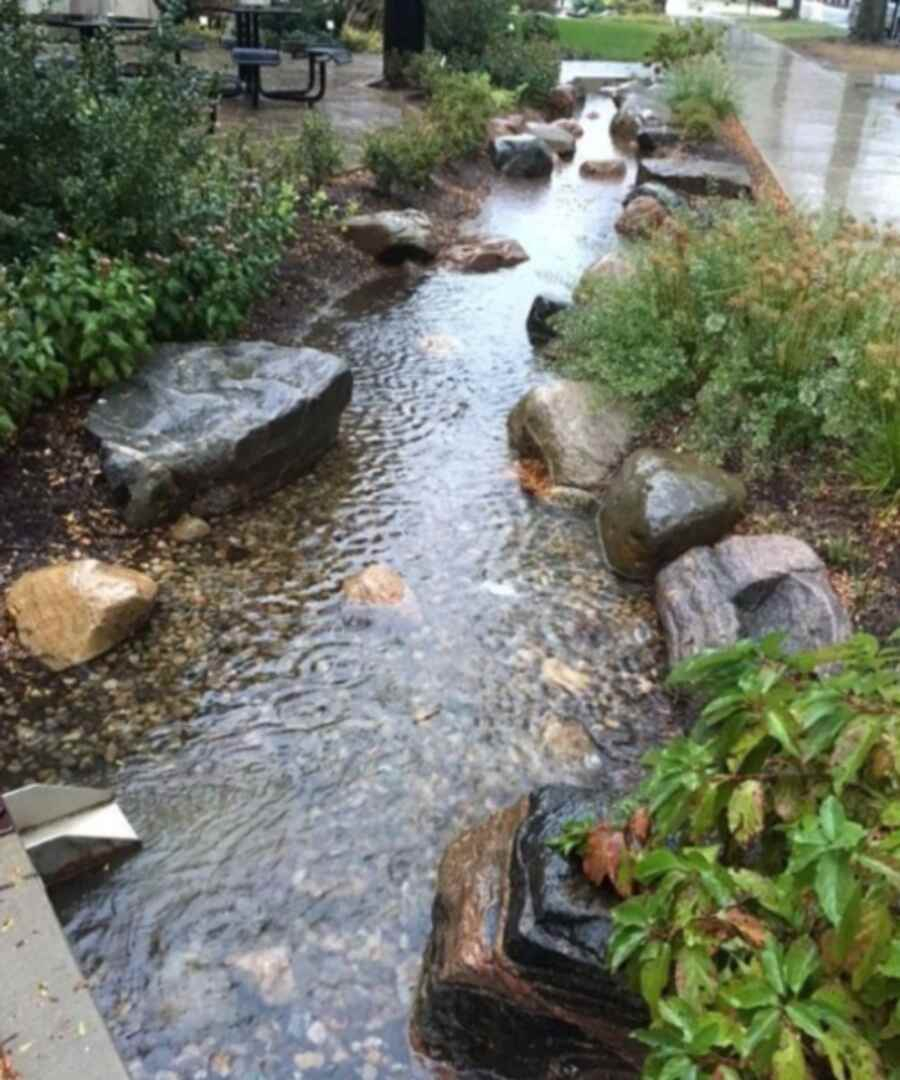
(210, 2), (351, 108)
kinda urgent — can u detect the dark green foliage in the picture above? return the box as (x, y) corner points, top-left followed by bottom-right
(425, 0), (510, 60)
(481, 34), (562, 106)
(296, 111), (345, 190)
(552, 630), (900, 1078)
(363, 121), (442, 194)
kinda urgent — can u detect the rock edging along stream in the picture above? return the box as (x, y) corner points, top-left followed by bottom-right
(412, 75), (855, 1078)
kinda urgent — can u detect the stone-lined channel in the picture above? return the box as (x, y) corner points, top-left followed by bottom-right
(54, 84), (676, 1079)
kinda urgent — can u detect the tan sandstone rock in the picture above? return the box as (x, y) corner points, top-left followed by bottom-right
(614, 195), (670, 239)
(6, 560), (158, 671)
(444, 237), (529, 273)
(580, 159), (627, 180)
(343, 563), (411, 606)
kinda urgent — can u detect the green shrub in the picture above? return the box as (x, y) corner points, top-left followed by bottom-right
(645, 18), (726, 66)
(671, 97), (721, 141)
(363, 119), (443, 193)
(296, 111), (345, 189)
(554, 205), (900, 492)
(425, 0), (511, 60)
(426, 69), (509, 157)
(339, 24), (382, 51)
(664, 53), (740, 123)
(481, 34), (562, 106)
(552, 630), (900, 1079)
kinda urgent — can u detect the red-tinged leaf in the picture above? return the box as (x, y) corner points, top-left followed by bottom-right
(721, 906), (770, 948)
(582, 824), (611, 886)
(613, 846), (636, 899)
(628, 806), (652, 847)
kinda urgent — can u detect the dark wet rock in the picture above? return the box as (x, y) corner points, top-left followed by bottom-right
(610, 90), (672, 143)
(637, 157), (753, 199)
(525, 121), (577, 159)
(546, 82), (583, 119)
(526, 288), (572, 345)
(580, 158), (627, 180)
(508, 380), (632, 492)
(445, 236), (529, 272)
(86, 341), (352, 528)
(599, 449), (746, 581)
(656, 534), (852, 667)
(623, 181), (688, 213)
(343, 209), (437, 262)
(614, 195), (670, 239)
(636, 125), (681, 154)
(489, 134), (555, 179)
(412, 786), (647, 1079)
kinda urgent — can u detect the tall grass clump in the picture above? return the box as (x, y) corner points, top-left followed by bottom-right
(664, 53), (739, 138)
(554, 204), (900, 496)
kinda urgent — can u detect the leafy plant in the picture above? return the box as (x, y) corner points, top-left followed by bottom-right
(481, 33), (562, 106)
(551, 631), (900, 1079)
(339, 24), (382, 51)
(645, 18), (726, 67)
(296, 110), (345, 189)
(554, 204), (900, 492)
(425, 0), (512, 61)
(363, 120), (443, 194)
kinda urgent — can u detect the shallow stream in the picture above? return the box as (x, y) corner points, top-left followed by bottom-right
(55, 86), (675, 1079)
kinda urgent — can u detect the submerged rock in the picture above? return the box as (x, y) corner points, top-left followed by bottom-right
(489, 134), (555, 179)
(525, 121), (577, 159)
(546, 82), (582, 119)
(580, 158), (627, 180)
(6, 560), (157, 671)
(412, 786), (646, 1079)
(445, 237), (529, 273)
(623, 181), (688, 213)
(343, 209), (437, 262)
(599, 448), (746, 581)
(656, 534), (852, 667)
(170, 514), (211, 543)
(525, 288), (572, 345)
(86, 341), (352, 528)
(343, 563), (413, 607)
(508, 381), (632, 493)
(637, 157), (753, 199)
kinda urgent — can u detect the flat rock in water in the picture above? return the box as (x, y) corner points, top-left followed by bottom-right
(580, 158), (627, 180)
(412, 786), (646, 1078)
(599, 448), (746, 581)
(6, 559), (157, 671)
(525, 121), (577, 158)
(656, 534), (852, 667)
(637, 157), (753, 199)
(342, 563), (420, 624)
(445, 236), (529, 272)
(508, 380), (632, 492)
(489, 134), (555, 179)
(610, 90), (672, 142)
(343, 209), (437, 262)
(86, 341), (352, 528)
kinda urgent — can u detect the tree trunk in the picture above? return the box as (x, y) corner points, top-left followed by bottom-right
(383, 0), (425, 84)
(852, 0), (887, 40)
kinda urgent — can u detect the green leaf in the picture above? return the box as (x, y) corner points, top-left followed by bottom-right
(640, 942), (672, 1019)
(857, 853), (900, 892)
(830, 718), (881, 794)
(786, 1002), (827, 1041)
(675, 945), (717, 1009)
(767, 708), (802, 757)
(722, 976), (780, 1010)
(877, 939), (900, 980)
(636, 849), (684, 883)
(821, 796), (847, 844)
(761, 940), (786, 997)
(771, 1026), (809, 1080)
(816, 851), (856, 927)
(730, 868), (798, 924)
(608, 925), (649, 971)
(658, 997), (699, 1042)
(740, 1006), (780, 1059)
(728, 780), (765, 846)
(784, 937), (821, 996)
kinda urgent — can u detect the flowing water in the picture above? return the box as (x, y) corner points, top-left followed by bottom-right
(54, 87), (675, 1079)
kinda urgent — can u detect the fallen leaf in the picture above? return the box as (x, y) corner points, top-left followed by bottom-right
(541, 658), (590, 696)
(582, 825), (633, 897)
(627, 806), (652, 847)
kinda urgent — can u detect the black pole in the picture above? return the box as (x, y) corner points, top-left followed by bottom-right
(383, 0), (425, 84)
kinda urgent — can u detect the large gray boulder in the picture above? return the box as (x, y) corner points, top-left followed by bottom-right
(508, 381), (632, 493)
(343, 209), (437, 262)
(599, 449), (746, 581)
(412, 786), (646, 1079)
(656, 534), (852, 667)
(524, 121), (577, 159)
(610, 90), (672, 143)
(637, 157), (753, 199)
(489, 134), (555, 179)
(87, 341), (352, 528)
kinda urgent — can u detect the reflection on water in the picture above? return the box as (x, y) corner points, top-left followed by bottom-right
(55, 90), (675, 1079)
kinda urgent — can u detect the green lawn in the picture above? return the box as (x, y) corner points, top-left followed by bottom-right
(737, 15), (846, 40)
(555, 16), (671, 61)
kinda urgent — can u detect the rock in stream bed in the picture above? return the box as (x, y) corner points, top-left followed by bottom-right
(86, 341), (352, 529)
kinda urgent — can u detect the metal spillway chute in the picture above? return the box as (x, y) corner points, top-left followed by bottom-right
(0, 783), (140, 885)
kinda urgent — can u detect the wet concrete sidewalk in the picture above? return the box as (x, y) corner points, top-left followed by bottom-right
(726, 24), (900, 224)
